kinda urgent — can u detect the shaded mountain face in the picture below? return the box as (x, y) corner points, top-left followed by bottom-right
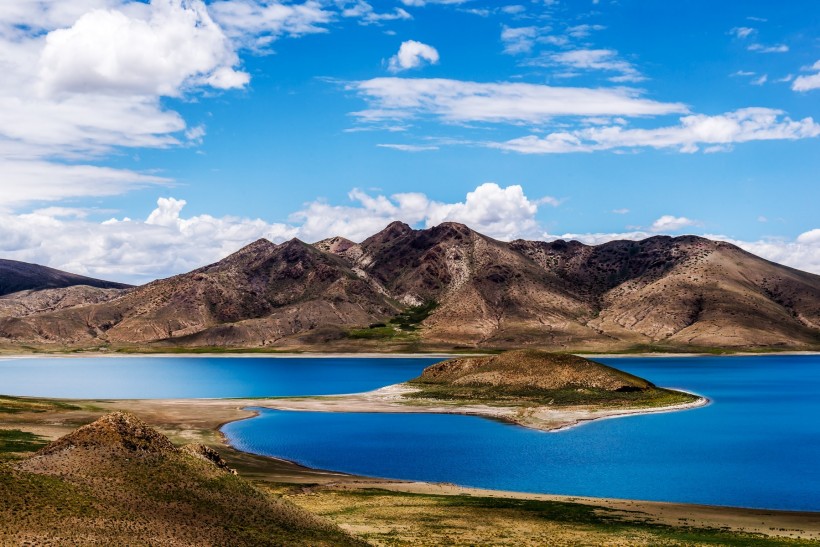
(0, 259), (131, 296)
(1, 223), (819, 351)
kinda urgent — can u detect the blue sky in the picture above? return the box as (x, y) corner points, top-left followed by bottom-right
(0, 0), (818, 283)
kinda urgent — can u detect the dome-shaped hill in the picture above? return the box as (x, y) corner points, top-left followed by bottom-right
(35, 411), (176, 456)
(415, 350), (654, 392)
(408, 350), (695, 407)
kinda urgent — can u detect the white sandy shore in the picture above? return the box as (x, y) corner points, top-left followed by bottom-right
(245, 383), (710, 433)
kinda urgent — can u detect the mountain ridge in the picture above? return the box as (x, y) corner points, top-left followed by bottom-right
(0, 222), (818, 351)
(0, 258), (131, 296)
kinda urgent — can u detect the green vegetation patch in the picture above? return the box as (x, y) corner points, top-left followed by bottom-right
(347, 300), (439, 339)
(0, 395), (81, 414)
(306, 488), (807, 546)
(405, 383), (699, 408)
(0, 429), (49, 458)
(388, 300), (438, 331)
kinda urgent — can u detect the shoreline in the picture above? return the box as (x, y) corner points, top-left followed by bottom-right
(4, 394), (820, 540)
(1, 350), (819, 360)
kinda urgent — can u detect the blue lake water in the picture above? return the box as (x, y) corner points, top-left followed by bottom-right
(0, 356), (439, 398)
(2, 354), (819, 510)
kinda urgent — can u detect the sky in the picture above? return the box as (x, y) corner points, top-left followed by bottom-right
(0, 0), (818, 284)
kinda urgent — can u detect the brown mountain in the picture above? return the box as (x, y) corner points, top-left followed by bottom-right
(0, 258), (131, 296)
(1, 222), (818, 351)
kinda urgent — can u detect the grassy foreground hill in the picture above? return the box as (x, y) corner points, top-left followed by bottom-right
(1, 412), (363, 546)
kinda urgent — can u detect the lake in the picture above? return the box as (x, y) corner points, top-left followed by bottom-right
(2, 354), (819, 511)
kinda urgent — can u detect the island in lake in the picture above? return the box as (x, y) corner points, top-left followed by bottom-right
(262, 350), (707, 431)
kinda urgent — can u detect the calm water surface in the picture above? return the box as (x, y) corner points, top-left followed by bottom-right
(223, 355), (820, 511)
(2, 354), (819, 510)
(0, 356), (438, 398)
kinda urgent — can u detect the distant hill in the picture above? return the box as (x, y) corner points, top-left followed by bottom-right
(405, 349), (699, 408)
(3, 412), (364, 545)
(0, 223), (818, 351)
(0, 259), (131, 296)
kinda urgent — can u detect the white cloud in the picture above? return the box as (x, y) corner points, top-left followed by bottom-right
(4, 188), (820, 283)
(566, 24), (605, 38)
(349, 78), (688, 123)
(209, 0), (332, 50)
(0, 184), (553, 282)
(0, 160), (168, 210)
(399, 0), (470, 5)
(0, 0), (258, 208)
(377, 143), (439, 151)
(649, 215), (699, 232)
(545, 49), (645, 82)
(501, 26), (538, 54)
(0, 0), (339, 210)
(730, 27), (755, 39)
(387, 40), (440, 72)
(751, 74), (768, 86)
(493, 108), (820, 154)
(424, 183), (542, 240)
(0, 197), (297, 283)
(612, 208), (630, 214)
(793, 61), (820, 92)
(38, 0), (248, 97)
(341, 1), (411, 24)
(748, 43), (788, 53)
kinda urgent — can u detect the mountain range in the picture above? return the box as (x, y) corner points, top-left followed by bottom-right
(1, 222), (818, 352)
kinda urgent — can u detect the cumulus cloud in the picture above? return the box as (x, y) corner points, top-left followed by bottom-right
(0, 184), (554, 282)
(793, 61), (820, 92)
(0, 0), (255, 207)
(4, 187), (820, 283)
(0, 0), (337, 209)
(493, 108), (820, 154)
(38, 0), (248, 97)
(387, 40), (440, 72)
(349, 78), (688, 123)
(650, 215), (699, 232)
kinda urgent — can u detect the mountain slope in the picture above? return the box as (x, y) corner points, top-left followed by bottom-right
(0, 223), (818, 351)
(3, 412), (364, 545)
(0, 259), (130, 296)
(0, 238), (398, 346)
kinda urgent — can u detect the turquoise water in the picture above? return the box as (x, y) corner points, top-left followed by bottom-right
(222, 355), (820, 511)
(0, 356), (438, 398)
(2, 354), (819, 510)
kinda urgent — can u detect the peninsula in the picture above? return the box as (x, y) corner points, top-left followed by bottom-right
(258, 350), (708, 431)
